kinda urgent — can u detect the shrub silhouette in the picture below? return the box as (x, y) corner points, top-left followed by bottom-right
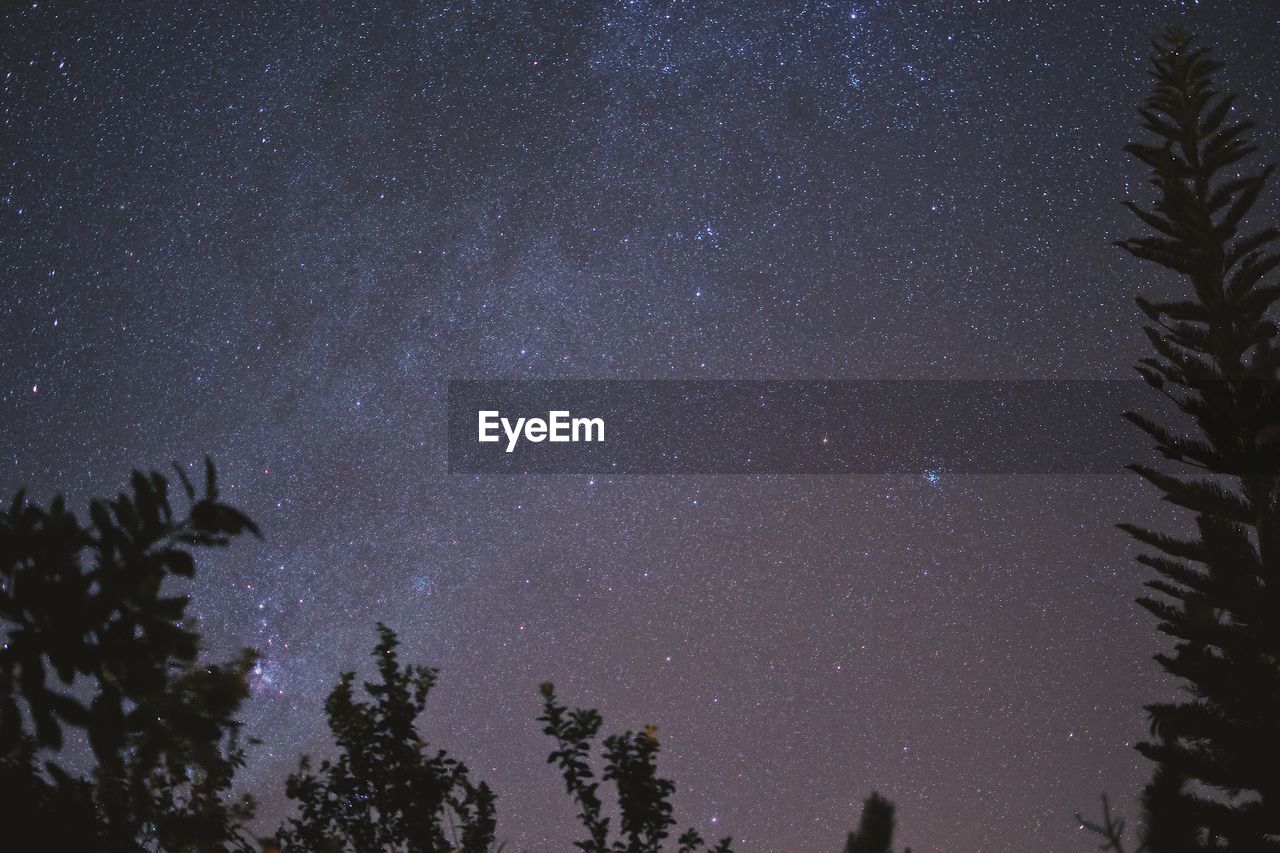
(0, 460), (261, 851)
(538, 682), (732, 853)
(275, 624), (497, 852)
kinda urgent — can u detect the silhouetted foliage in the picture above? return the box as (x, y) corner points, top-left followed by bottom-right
(538, 682), (732, 853)
(1105, 29), (1280, 852)
(0, 460), (261, 851)
(843, 792), (904, 853)
(275, 623), (497, 853)
(1077, 794), (1137, 853)
(3, 461), (735, 852)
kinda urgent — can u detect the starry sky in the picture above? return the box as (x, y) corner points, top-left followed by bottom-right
(3, 1), (1279, 850)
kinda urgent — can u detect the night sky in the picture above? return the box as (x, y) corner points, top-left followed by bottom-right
(3, 2), (1279, 850)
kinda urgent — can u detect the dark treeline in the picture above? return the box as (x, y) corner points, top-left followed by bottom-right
(2, 30), (1278, 853)
(0, 460), (737, 852)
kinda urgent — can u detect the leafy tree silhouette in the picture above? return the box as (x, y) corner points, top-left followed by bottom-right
(275, 623), (497, 852)
(0, 460), (261, 851)
(275, 637), (734, 853)
(537, 682), (732, 853)
(2, 461), (736, 852)
(1081, 29), (1280, 852)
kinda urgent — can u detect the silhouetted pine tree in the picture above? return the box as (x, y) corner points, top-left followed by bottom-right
(275, 624), (497, 853)
(0, 460), (261, 851)
(1118, 30), (1280, 851)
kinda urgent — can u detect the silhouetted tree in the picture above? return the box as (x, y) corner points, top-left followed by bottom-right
(538, 682), (732, 853)
(0, 460), (261, 851)
(1113, 29), (1280, 851)
(275, 623), (497, 852)
(843, 792), (902, 853)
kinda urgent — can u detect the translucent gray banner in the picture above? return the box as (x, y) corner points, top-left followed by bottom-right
(446, 380), (1188, 474)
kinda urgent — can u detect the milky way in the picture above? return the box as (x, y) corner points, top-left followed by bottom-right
(3, 2), (1279, 850)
